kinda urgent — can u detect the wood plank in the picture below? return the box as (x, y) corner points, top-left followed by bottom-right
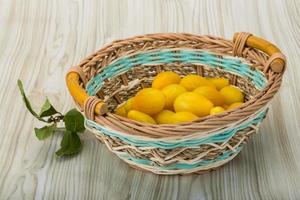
(0, 0), (300, 199)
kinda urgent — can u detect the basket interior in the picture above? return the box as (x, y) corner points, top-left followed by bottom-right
(85, 49), (267, 112)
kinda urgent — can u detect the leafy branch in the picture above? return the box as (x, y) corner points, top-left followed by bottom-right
(17, 80), (85, 157)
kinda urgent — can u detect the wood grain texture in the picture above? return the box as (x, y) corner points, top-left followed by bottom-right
(0, 0), (299, 199)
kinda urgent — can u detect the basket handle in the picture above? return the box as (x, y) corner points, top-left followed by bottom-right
(233, 32), (286, 73)
(66, 33), (285, 117)
(66, 69), (107, 116)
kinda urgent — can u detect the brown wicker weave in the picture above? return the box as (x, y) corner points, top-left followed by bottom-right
(66, 32), (286, 175)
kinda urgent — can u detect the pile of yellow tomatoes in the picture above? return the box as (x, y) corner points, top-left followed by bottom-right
(115, 71), (244, 124)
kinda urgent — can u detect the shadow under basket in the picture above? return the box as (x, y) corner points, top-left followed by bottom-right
(66, 32), (286, 175)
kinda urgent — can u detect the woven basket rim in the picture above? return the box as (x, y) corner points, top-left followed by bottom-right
(69, 32), (285, 137)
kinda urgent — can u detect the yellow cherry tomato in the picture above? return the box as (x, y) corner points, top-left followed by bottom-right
(162, 84), (186, 110)
(154, 110), (175, 124)
(220, 85), (244, 105)
(169, 112), (198, 124)
(152, 71), (181, 89)
(180, 75), (216, 91)
(124, 97), (134, 112)
(115, 104), (127, 117)
(228, 102), (243, 110)
(127, 110), (157, 124)
(194, 86), (225, 106)
(210, 106), (225, 115)
(208, 77), (229, 90)
(132, 88), (166, 115)
(174, 92), (213, 117)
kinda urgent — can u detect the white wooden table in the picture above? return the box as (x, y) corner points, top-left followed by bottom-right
(1, 0), (299, 199)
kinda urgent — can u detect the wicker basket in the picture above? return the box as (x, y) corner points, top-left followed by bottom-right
(66, 32), (286, 175)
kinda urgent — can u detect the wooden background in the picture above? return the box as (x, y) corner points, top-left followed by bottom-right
(0, 0), (299, 199)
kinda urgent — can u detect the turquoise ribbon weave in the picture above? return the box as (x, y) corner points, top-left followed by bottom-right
(86, 109), (266, 149)
(117, 146), (242, 170)
(86, 49), (267, 96)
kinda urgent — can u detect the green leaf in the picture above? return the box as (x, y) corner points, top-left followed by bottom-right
(34, 123), (56, 140)
(56, 131), (82, 156)
(39, 98), (59, 117)
(63, 109), (85, 133)
(17, 80), (46, 122)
